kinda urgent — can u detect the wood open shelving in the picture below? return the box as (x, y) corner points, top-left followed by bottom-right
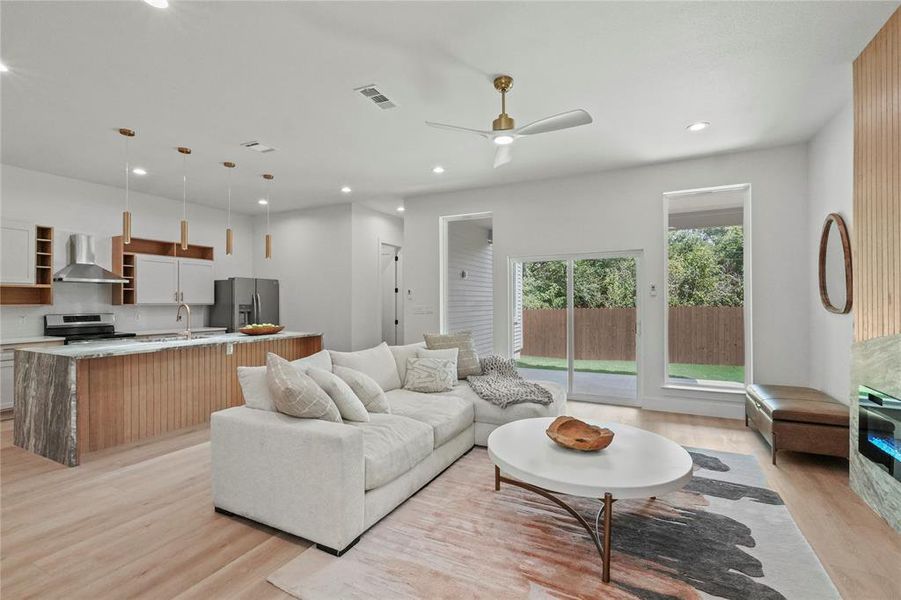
(0, 225), (54, 306)
(111, 236), (214, 305)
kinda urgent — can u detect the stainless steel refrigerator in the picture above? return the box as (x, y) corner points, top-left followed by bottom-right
(210, 278), (280, 331)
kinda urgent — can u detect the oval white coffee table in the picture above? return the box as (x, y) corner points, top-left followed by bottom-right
(487, 417), (693, 583)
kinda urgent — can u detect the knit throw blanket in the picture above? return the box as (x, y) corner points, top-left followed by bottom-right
(467, 355), (553, 409)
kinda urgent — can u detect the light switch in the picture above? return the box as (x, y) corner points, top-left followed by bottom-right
(649, 283), (658, 297)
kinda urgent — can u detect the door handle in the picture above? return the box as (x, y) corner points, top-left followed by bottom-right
(256, 293), (262, 322)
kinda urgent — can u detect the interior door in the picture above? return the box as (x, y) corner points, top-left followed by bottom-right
(178, 259), (214, 304)
(255, 279), (280, 324)
(135, 255), (179, 304)
(380, 245), (399, 344)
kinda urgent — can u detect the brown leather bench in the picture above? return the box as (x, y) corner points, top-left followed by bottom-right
(745, 384), (849, 465)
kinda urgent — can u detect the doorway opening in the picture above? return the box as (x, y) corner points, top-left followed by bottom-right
(512, 252), (642, 405)
(380, 243), (402, 345)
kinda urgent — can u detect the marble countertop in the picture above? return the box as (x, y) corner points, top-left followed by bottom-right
(1, 335), (66, 346)
(15, 331), (322, 359)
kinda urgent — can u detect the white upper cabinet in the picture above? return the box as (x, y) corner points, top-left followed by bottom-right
(178, 258), (214, 305)
(135, 255), (179, 304)
(1, 220), (36, 285)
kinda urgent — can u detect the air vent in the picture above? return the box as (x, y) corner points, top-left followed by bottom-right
(240, 141), (276, 153)
(355, 84), (397, 110)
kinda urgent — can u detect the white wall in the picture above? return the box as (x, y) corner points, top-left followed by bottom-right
(0, 164), (254, 338)
(403, 144), (811, 418)
(251, 203), (402, 351)
(807, 104), (854, 404)
(350, 205), (403, 350)
(446, 219), (493, 355)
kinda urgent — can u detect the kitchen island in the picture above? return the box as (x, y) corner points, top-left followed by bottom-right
(14, 331), (322, 466)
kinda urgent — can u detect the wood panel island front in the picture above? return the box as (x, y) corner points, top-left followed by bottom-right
(14, 331), (322, 466)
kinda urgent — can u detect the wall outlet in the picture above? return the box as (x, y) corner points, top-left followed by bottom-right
(226, 343), (234, 355)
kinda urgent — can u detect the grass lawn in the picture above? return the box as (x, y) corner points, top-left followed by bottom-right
(516, 355), (744, 383)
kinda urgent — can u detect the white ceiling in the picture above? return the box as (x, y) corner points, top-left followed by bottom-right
(1, 1), (897, 216)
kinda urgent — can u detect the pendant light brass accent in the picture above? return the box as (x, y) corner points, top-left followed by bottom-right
(263, 173), (274, 259)
(223, 161), (236, 255)
(492, 75), (515, 131)
(119, 128), (136, 244)
(177, 146), (192, 250)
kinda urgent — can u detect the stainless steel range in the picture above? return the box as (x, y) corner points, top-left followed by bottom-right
(44, 313), (137, 345)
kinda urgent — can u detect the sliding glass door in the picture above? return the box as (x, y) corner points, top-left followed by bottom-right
(512, 253), (640, 405)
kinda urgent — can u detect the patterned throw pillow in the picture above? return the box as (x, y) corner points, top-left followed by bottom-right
(307, 367), (370, 422)
(333, 366), (391, 413)
(417, 347), (459, 377)
(423, 332), (482, 379)
(266, 353), (342, 422)
(403, 357), (456, 393)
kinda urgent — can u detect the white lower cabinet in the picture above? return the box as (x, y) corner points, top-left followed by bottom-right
(1, 353), (14, 411)
(134, 255), (214, 305)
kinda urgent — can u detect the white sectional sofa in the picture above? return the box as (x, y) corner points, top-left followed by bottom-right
(211, 342), (565, 555)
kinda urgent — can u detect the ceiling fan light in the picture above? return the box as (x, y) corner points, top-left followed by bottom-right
(493, 135), (514, 146)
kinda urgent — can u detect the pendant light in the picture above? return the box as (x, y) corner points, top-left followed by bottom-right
(263, 173), (273, 259)
(223, 161), (236, 255)
(119, 128), (135, 244)
(177, 146), (192, 250)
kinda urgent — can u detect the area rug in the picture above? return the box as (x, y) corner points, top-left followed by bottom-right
(268, 447), (839, 599)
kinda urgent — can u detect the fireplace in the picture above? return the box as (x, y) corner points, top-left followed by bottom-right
(858, 385), (901, 482)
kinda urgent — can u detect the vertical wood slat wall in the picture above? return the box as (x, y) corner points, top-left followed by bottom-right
(75, 336), (322, 456)
(853, 8), (900, 342)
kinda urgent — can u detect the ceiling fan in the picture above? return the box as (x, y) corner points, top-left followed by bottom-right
(426, 75), (593, 168)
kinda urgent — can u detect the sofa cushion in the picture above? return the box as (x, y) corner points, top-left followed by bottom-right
(330, 343), (402, 392)
(385, 388), (474, 448)
(307, 367), (370, 422)
(266, 354), (342, 423)
(424, 332), (482, 379)
(448, 380), (566, 426)
(389, 342), (426, 385)
(238, 365), (276, 412)
(403, 357), (456, 393)
(333, 366), (391, 414)
(349, 413), (433, 490)
(746, 384), (848, 427)
(291, 349), (332, 373)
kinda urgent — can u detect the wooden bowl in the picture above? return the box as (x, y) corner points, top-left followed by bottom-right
(238, 325), (285, 336)
(546, 416), (614, 452)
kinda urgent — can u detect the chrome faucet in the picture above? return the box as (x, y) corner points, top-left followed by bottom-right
(176, 302), (192, 340)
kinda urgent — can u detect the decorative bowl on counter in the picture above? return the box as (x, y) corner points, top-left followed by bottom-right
(238, 324), (285, 336)
(546, 416), (615, 452)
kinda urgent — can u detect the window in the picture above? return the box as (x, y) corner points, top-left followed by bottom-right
(664, 186), (749, 389)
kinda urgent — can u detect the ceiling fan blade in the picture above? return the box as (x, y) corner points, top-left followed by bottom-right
(515, 109), (593, 136)
(493, 144), (512, 168)
(425, 121), (493, 138)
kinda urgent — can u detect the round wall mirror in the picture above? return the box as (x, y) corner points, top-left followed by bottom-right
(818, 213), (852, 314)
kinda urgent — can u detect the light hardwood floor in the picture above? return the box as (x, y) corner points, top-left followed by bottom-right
(2, 404), (899, 599)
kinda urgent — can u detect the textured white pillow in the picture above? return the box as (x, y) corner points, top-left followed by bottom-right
(237, 366), (275, 411)
(307, 367), (370, 422)
(291, 349), (333, 372)
(417, 347), (458, 381)
(403, 357), (456, 393)
(389, 342), (427, 385)
(333, 366), (391, 413)
(329, 342), (402, 392)
(267, 354), (342, 422)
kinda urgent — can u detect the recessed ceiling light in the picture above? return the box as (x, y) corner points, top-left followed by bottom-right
(492, 135), (514, 146)
(258, 199), (268, 205)
(432, 166), (445, 174)
(143, 0), (168, 8)
(396, 206), (405, 213)
(0, 63), (8, 73)
(686, 121), (710, 132)
(341, 186), (352, 194)
(132, 167), (147, 176)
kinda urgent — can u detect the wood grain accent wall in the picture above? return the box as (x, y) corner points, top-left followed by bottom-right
(75, 336), (321, 456)
(853, 8), (901, 342)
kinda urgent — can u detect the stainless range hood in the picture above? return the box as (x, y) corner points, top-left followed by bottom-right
(53, 234), (128, 284)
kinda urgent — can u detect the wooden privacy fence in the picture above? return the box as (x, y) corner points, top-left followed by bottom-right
(521, 306), (744, 365)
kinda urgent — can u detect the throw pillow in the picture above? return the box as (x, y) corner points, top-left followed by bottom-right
(417, 347), (459, 381)
(333, 365), (391, 413)
(329, 342), (402, 392)
(389, 341), (426, 386)
(291, 349), (332, 372)
(307, 367), (370, 422)
(403, 357), (456, 393)
(266, 353), (342, 422)
(423, 332), (482, 379)
(237, 365), (275, 411)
